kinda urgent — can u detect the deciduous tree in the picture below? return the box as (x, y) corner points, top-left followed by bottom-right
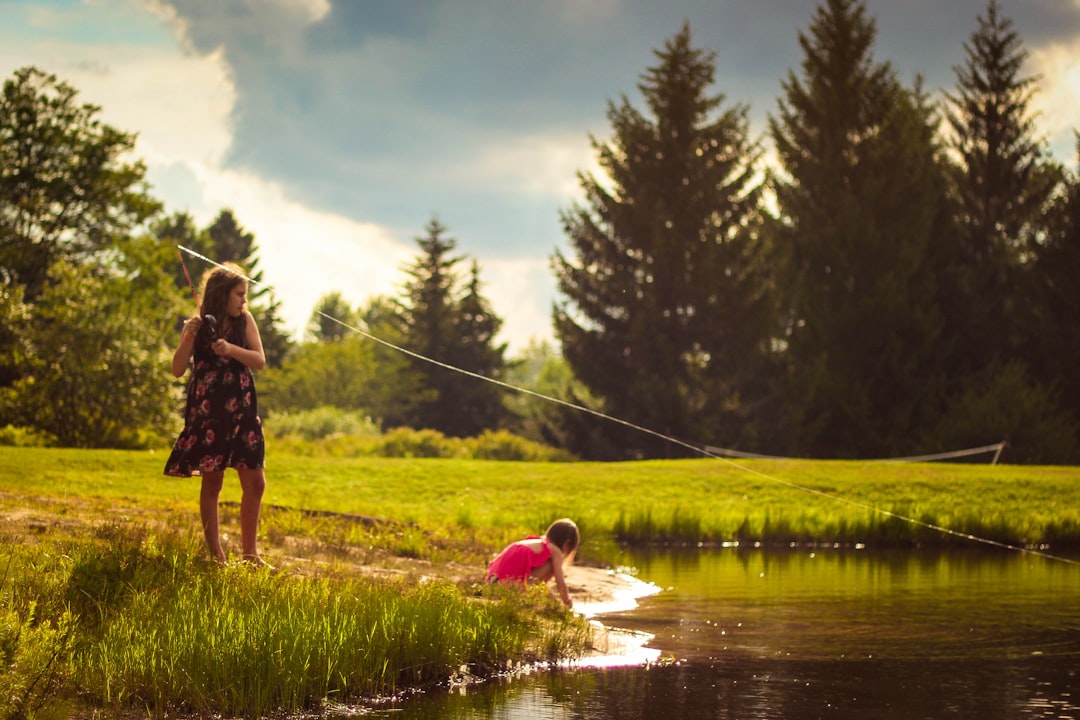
(0, 254), (179, 447)
(0, 66), (160, 299)
(307, 291), (359, 342)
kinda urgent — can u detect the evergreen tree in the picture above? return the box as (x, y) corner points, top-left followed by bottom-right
(450, 261), (513, 435)
(768, 0), (951, 457)
(394, 218), (510, 437)
(1016, 138), (1080, 462)
(943, 0), (1060, 374)
(553, 22), (772, 459)
(307, 291), (359, 342)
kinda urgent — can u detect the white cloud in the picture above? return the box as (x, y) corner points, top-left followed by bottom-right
(73, 49), (233, 169)
(1029, 37), (1080, 161)
(191, 166), (413, 340)
(482, 257), (559, 351)
(463, 130), (595, 199)
(0, 4), (234, 171)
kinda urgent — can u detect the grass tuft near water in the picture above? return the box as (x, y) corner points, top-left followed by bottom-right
(2, 522), (589, 718)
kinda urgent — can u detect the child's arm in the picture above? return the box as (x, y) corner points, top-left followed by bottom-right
(548, 545), (572, 607)
(171, 316), (201, 377)
(213, 310), (266, 371)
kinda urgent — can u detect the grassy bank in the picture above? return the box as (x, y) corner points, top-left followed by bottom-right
(1, 447), (1078, 717)
(1, 517), (588, 719)
(3, 447), (1078, 553)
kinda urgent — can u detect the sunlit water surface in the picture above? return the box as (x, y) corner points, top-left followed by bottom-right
(360, 548), (1079, 719)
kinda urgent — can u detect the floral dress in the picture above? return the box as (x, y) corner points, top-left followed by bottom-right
(164, 320), (265, 476)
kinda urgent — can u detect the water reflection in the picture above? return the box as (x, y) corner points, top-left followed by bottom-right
(367, 549), (1080, 719)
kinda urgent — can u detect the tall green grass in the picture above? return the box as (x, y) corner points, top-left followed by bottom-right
(1, 522), (590, 719)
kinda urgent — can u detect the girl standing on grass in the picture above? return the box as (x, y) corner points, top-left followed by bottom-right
(486, 518), (580, 607)
(164, 263), (269, 568)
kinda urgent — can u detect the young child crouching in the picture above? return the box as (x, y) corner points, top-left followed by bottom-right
(485, 518), (580, 607)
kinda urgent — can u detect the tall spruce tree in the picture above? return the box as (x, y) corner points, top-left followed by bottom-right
(1017, 138), (1080, 462)
(553, 22), (772, 459)
(768, 0), (951, 458)
(450, 260), (512, 435)
(307, 291), (358, 342)
(943, 0), (1059, 375)
(394, 218), (510, 437)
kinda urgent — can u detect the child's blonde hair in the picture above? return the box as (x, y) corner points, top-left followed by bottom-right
(545, 518), (580, 554)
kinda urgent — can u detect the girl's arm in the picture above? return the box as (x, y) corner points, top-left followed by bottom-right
(171, 316), (201, 378)
(548, 545), (573, 607)
(213, 311), (266, 370)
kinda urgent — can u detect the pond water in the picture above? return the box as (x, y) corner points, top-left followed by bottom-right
(368, 548), (1080, 719)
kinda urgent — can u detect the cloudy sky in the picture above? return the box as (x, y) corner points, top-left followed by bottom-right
(2, 0), (1078, 352)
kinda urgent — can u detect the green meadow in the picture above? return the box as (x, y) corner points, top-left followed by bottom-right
(1, 447), (1078, 718)
(4, 447), (1078, 552)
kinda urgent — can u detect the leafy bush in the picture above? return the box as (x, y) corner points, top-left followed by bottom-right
(925, 362), (1080, 465)
(0, 424), (55, 447)
(375, 428), (461, 458)
(266, 406), (380, 441)
(465, 430), (574, 462)
(267, 414), (571, 461)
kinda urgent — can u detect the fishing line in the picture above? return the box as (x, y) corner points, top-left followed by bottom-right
(176, 244), (1080, 568)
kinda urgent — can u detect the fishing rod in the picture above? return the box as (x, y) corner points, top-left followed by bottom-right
(177, 247), (221, 339)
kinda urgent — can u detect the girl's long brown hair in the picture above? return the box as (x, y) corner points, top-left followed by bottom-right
(198, 263), (248, 338)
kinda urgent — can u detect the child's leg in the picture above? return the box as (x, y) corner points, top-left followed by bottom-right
(199, 471), (227, 563)
(237, 467), (266, 563)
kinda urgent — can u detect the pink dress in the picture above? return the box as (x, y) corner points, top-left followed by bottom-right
(486, 536), (551, 584)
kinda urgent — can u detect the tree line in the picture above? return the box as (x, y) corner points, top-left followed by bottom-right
(1, 0), (1077, 462)
(555, 0), (1079, 462)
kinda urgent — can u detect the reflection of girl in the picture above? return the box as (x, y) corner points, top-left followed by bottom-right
(486, 519), (580, 607)
(164, 263), (269, 567)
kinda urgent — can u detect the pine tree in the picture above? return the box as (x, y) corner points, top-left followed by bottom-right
(943, 0), (1059, 374)
(307, 291), (358, 342)
(1017, 138), (1080, 462)
(553, 22), (771, 459)
(450, 261), (512, 436)
(394, 218), (510, 437)
(768, 0), (951, 457)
